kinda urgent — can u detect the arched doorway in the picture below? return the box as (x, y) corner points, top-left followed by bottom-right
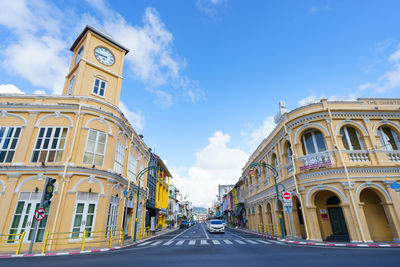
(360, 188), (393, 242)
(292, 196), (306, 239)
(315, 191), (349, 242)
(258, 205), (264, 231)
(278, 200), (287, 236)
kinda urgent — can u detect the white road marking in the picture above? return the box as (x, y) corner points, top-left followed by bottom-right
(212, 240), (220, 245)
(138, 241), (152, 246)
(203, 224), (210, 239)
(200, 240), (209, 245)
(256, 240), (271, 245)
(268, 239), (284, 245)
(176, 240), (185, 245)
(246, 239), (259, 244)
(223, 240), (233, 244)
(163, 240), (173, 245)
(151, 241), (162, 246)
(189, 240), (196, 245)
(168, 227), (192, 242)
(235, 239), (246, 244)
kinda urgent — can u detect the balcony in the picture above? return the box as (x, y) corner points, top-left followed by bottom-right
(386, 150), (400, 162)
(343, 150), (370, 162)
(297, 151), (334, 171)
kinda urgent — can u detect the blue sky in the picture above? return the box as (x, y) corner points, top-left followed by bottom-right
(0, 0), (399, 207)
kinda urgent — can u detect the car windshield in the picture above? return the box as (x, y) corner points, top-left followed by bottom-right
(211, 221), (223, 225)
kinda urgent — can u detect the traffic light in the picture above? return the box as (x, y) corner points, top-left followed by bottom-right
(42, 178), (56, 208)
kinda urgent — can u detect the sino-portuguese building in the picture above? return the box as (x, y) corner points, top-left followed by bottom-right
(0, 26), (150, 252)
(244, 99), (400, 243)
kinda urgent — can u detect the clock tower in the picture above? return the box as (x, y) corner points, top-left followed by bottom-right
(63, 25), (129, 107)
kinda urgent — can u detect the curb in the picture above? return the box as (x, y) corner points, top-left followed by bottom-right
(0, 228), (179, 259)
(233, 228), (400, 248)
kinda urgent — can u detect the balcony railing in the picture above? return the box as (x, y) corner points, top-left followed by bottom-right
(297, 151), (334, 171)
(386, 150), (400, 162)
(343, 150), (370, 162)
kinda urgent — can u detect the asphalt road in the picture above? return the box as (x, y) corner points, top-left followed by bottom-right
(1, 222), (399, 267)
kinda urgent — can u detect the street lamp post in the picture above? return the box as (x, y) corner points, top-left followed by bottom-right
(249, 163), (285, 239)
(133, 166), (160, 242)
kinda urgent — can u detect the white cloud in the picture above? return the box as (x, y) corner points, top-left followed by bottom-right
(119, 101), (145, 132)
(0, 84), (25, 94)
(196, 0), (228, 18)
(0, 0), (203, 104)
(359, 44), (400, 93)
(298, 94), (357, 107)
(172, 131), (248, 207)
(241, 116), (276, 149)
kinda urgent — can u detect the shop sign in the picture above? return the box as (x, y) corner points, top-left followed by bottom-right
(320, 209), (329, 221)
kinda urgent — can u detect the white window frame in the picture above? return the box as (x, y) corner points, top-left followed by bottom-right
(92, 78), (107, 97)
(31, 127), (69, 163)
(83, 129), (107, 166)
(70, 192), (99, 239)
(113, 141), (125, 174)
(106, 196), (120, 236)
(67, 76), (75, 95)
(341, 126), (364, 150)
(302, 130), (327, 155)
(139, 163), (145, 183)
(75, 46), (84, 65)
(8, 192), (49, 243)
(378, 126), (400, 151)
(0, 126), (22, 163)
(127, 152), (138, 182)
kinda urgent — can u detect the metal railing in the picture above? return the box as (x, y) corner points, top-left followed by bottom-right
(137, 227), (150, 240)
(41, 229), (123, 254)
(0, 232), (25, 255)
(257, 224), (280, 237)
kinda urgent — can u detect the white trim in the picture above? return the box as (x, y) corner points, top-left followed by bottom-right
(356, 182), (392, 203)
(34, 113), (73, 128)
(373, 120), (400, 136)
(71, 176), (105, 195)
(0, 111), (27, 127)
(305, 184), (348, 206)
(294, 122), (330, 145)
(335, 119), (368, 136)
(111, 183), (123, 198)
(84, 117), (112, 135)
(14, 175), (59, 193)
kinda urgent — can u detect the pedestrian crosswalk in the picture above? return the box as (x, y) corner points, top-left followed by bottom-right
(138, 239), (270, 247)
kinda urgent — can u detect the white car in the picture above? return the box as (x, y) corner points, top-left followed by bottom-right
(208, 220), (225, 233)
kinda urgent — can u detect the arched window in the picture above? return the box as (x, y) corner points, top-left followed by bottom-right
(286, 142), (293, 164)
(301, 129), (327, 155)
(272, 154), (278, 168)
(340, 126), (363, 150)
(378, 126), (399, 151)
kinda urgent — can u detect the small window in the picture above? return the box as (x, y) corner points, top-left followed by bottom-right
(286, 142), (293, 164)
(83, 129), (107, 166)
(340, 126), (363, 150)
(113, 141), (125, 174)
(378, 126), (399, 151)
(31, 127), (68, 163)
(75, 46), (84, 65)
(92, 78), (106, 97)
(0, 126), (22, 163)
(67, 77), (75, 95)
(301, 129), (327, 155)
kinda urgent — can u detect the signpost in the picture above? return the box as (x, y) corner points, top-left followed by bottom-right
(282, 191), (294, 240)
(34, 208), (46, 221)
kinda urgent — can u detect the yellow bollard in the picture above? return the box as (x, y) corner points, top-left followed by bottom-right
(81, 229), (86, 251)
(108, 229), (112, 248)
(41, 231), (49, 254)
(16, 232), (25, 255)
(120, 230), (124, 247)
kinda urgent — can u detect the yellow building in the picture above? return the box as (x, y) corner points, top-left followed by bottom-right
(154, 155), (172, 229)
(244, 99), (400, 243)
(0, 26), (149, 253)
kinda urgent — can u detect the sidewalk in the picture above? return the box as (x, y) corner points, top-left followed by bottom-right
(0, 227), (179, 259)
(232, 227), (400, 248)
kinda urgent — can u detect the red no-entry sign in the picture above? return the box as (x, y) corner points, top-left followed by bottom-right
(283, 191), (291, 200)
(34, 208), (46, 221)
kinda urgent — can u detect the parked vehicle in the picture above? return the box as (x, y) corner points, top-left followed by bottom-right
(208, 220), (225, 234)
(180, 220), (189, 229)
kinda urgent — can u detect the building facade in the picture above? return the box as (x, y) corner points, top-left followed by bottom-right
(244, 98), (400, 243)
(145, 152), (158, 230)
(154, 154), (171, 229)
(0, 26), (150, 252)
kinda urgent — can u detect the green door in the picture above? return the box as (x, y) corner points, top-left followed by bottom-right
(328, 207), (348, 234)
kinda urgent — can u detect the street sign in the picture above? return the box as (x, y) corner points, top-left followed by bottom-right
(390, 181), (400, 191)
(284, 205), (292, 213)
(282, 191), (291, 201)
(248, 169), (256, 177)
(34, 208), (46, 221)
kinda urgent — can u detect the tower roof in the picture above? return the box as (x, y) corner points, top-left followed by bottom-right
(70, 25), (130, 54)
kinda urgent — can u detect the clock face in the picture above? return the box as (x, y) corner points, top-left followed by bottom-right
(94, 46), (115, 66)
